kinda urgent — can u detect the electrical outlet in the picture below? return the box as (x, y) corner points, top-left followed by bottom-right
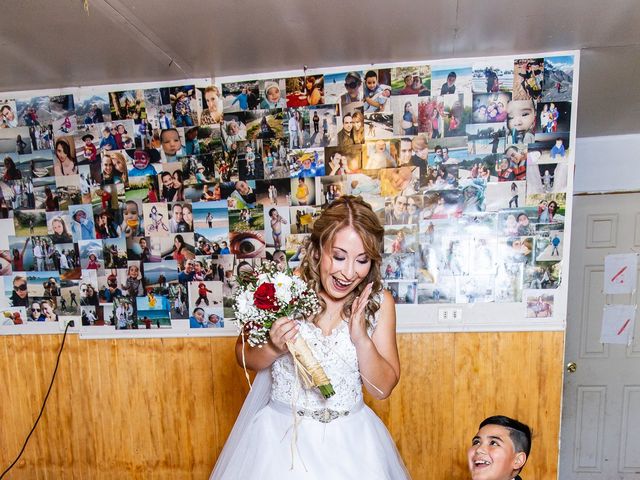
(59, 317), (75, 331)
(438, 308), (463, 322)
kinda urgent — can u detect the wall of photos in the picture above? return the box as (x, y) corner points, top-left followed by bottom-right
(0, 51), (578, 337)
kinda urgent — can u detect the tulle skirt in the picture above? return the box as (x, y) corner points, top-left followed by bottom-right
(211, 400), (410, 479)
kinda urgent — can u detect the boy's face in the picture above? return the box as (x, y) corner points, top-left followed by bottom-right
(507, 101), (535, 132)
(505, 147), (524, 164)
(228, 121), (239, 135)
(161, 131), (181, 155)
(366, 76), (378, 91)
(236, 181), (250, 195)
(267, 87), (280, 103)
(447, 75), (456, 86)
(467, 424), (525, 480)
(134, 153), (149, 169)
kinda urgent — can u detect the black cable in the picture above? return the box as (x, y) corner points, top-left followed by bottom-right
(0, 321), (72, 479)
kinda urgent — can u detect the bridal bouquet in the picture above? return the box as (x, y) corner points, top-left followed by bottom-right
(233, 261), (335, 398)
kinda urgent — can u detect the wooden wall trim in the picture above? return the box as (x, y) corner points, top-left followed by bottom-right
(0, 332), (563, 479)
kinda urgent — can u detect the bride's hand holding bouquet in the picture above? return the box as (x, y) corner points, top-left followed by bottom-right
(233, 261), (336, 398)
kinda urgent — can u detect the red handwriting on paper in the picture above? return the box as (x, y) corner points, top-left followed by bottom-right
(617, 318), (631, 336)
(610, 266), (627, 284)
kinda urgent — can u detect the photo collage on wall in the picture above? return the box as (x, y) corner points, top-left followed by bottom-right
(0, 54), (574, 330)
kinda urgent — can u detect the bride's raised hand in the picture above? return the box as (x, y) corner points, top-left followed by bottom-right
(348, 281), (373, 347)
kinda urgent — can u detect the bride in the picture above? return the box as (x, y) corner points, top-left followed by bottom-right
(211, 196), (410, 479)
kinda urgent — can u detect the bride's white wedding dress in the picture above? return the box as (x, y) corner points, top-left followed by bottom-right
(210, 304), (410, 479)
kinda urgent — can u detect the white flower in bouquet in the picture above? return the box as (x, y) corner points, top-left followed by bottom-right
(235, 289), (256, 316)
(273, 272), (294, 303)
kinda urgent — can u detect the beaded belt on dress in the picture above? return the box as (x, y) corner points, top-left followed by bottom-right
(270, 399), (364, 424)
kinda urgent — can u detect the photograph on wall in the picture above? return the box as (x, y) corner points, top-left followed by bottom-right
(431, 66), (472, 101)
(525, 293), (554, 318)
(286, 75), (324, 108)
(49, 94), (77, 136)
(390, 65), (431, 96)
(542, 55), (574, 102)
(0, 99), (19, 128)
(15, 96), (52, 127)
(472, 59), (514, 93)
(222, 80), (260, 112)
(512, 58), (544, 101)
(197, 85), (224, 125)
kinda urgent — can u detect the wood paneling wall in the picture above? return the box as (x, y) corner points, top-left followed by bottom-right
(0, 331), (563, 479)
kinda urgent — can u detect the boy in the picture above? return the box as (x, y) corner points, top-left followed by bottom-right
(468, 415), (531, 480)
(297, 153), (324, 177)
(194, 282), (212, 306)
(160, 128), (184, 161)
(128, 150), (156, 177)
(189, 307), (206, 328)
(260, 82), (287, 109)
(550, 138), (565, 159)
(441, 71), (457, 95)
(363, 70), (391, 113)
(506, 100), (535, 145)
(82, 134), (97, 162)
(269, 208), (287, 249)
(245, 145), (256, 177)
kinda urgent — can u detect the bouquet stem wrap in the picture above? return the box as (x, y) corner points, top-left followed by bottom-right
(286, 335), (335, 399)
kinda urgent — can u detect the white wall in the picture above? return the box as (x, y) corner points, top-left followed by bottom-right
(574, 134), (640, 193)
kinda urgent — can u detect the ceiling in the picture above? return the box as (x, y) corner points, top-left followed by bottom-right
(2, 0), (639, 138)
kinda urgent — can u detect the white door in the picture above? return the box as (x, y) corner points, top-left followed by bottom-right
(560, 193), (640, 479)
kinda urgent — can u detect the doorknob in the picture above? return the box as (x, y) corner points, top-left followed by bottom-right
(566, 362), (577, 373)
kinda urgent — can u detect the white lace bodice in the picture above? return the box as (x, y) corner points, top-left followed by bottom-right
(271, 300), (381, 412)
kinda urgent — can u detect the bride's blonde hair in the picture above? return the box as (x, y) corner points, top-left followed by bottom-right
(299, 195), (384, 325)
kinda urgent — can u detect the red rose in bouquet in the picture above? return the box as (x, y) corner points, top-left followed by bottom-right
(253, 283), (279, 311)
